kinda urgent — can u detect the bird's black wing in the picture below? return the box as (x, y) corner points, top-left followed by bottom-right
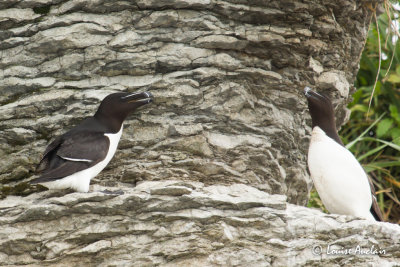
(56, 131), (110, 162)
(368, 175), (384, 221)
(32, 132), (110, 183)
(36, 135), (63, 172)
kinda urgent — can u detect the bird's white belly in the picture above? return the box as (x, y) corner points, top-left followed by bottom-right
(42, 126), (123, 192)
(308, 127), (373, 220)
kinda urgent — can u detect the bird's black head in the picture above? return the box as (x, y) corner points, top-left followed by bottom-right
(304, 87), (343, 145)
(94, 91), (153, 132)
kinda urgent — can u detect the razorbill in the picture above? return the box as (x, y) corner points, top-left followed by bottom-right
(31, 91), (154, 192)
(304, 86), (383, 221)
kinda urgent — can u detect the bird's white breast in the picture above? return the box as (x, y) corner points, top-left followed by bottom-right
(308, 127), (373, 220)
(42, 126), (123, 192)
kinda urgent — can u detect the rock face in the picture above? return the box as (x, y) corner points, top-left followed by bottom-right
(1, 181), (399, 266)
(0, 0), (372, 204)
(2, 0), (399, 266)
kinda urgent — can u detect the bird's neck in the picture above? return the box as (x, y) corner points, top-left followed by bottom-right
(313, 122), (343, 146)
(94, 112), (123, 134)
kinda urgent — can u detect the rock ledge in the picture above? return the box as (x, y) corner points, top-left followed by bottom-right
(1, 181), (399, 266)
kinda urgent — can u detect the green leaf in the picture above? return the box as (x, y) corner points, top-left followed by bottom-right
(390, 128), (400, 146)
(396, 65), (400, 75)
(365, 161), (400, 169)
(388, 73), (400, 84)
(376, 118), (393, 137)
(350, 104), (368, 113)
(373, 81), (381, 96)
(346, 112), (386, 150)
(357, 144), (387, 161)
(358, 76), (368, 86)
(350, 89), (363, 105)
(389, 104), (399, 121)
(362, 137), (400, 152)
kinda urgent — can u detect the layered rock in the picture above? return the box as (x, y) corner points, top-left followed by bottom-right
(0, 0), (373, 204)
(1, 0), (398, 266)
(0, 181), (399, 266)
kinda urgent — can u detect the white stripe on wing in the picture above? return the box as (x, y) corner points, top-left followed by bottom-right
(60, 156), (93, 162)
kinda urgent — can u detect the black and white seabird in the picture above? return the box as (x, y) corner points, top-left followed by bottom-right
(31, 91), (154, 192)
(304, 86), (383, 221)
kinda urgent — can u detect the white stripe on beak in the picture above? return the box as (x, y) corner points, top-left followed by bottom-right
(121, 92), (143, 100)
(304, 86), (312, 97)
(304, 87), (324, 98)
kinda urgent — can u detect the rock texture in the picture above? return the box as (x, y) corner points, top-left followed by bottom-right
(2, 0), (398, 266)
(1, 181), (399, 266)
(0, 0), (374, 204)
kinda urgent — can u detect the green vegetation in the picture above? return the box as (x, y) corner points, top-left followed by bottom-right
(309, 2), (400, 223)
(307, 189), (328, 214)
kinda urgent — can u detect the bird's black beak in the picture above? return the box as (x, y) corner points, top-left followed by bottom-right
(121, 91), (154, 104)
(304, 86), (324, 99)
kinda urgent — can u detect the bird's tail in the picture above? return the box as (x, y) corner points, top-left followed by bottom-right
(30, 176), (51, 184)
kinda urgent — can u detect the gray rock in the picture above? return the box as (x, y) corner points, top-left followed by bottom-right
(0, 8), (40, 25)
(0, 0), (395, 265)
(0, 182), (398, 266)
(309, 57), (324, 75)
(0, 1), (364, 196)
(318, 71), (351, 98)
